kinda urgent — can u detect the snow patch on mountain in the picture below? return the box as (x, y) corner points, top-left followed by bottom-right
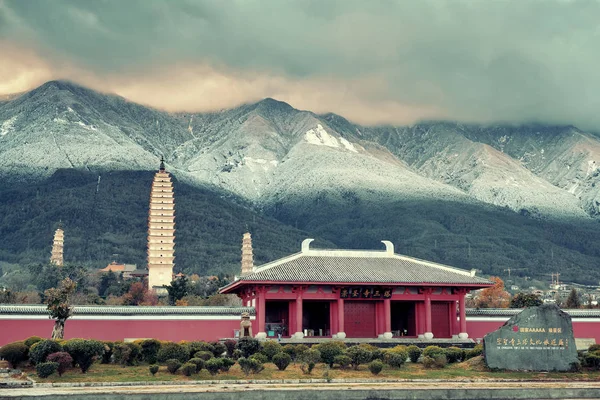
(0, 116), (17, 137)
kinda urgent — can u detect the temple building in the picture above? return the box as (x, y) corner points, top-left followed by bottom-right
(147, 157), (176, 292)
(220, 239), (493, 340)
(50, 223), (64, 266)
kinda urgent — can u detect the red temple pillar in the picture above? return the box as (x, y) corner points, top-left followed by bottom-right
(458, 289), (468, 339)
(294, 288), (304, 338)
(256, 287), (266, 339)
(450, 300), (458, 337)
(337, 298), (346, 338)
(424, 288), (433, 339)
(383, 298), (392, 339)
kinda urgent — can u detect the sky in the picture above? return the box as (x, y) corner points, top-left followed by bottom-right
(1, 0), (600, 128)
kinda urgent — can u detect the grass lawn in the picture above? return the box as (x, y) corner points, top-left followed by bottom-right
(25, 358), (600, 383)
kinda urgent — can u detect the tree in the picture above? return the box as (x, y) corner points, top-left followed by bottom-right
(510, 292), (543, 308)
(166, 275), (189, 305)
(0, 288), (16, 304)
(565, 288), (581, 309)
(44, 278), (77, 339)
(475, 276), (510, 308)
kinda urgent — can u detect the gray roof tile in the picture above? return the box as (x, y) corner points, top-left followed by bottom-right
(236, 255), (491, 285)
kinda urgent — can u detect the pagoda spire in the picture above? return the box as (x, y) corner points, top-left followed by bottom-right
(159, 156), (165, 172)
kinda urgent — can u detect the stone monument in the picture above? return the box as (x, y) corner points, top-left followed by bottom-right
(483, 303), (578, 371)
(240, 312), (253, 338)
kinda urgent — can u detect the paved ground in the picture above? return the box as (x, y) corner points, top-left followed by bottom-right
(2, 380), (600, 397)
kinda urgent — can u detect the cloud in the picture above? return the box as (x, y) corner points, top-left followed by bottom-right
(1, 0), (600, 128)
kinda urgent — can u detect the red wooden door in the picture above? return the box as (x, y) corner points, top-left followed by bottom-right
(344, 301), (376, 338)
(431, 302), (451, 338)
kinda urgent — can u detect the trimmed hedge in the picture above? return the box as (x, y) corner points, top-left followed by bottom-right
(205, 358), (223, 375)
(407, 345), (422, 363)
(181, 362), (197, 376)
(36, 361), (59, 378)
(260, 340), (283, 361)
(139, 339), (161, 364)
(314, 341), (346, 367)
(29, 340), (62, 365)
(0, 341), (29, 368)
(149, 364), (159, 375)
(166, 359), (182, 374)
(219, 357), (235, 372)
(24, 336), (43, 348)
(62, 339), (105, 373)
(369, 360), (384, 375)
(237, 337), (261, 358)
(272, 352), (291, 371)
(188, 358), (205, 373)
(157, 342), (189, 363)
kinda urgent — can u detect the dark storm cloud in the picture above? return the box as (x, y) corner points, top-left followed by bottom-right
(1, 0), (600, 128)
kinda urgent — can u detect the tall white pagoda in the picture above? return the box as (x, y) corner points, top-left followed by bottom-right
(147, 157), (176, 292)
(241, 232), (254, 276)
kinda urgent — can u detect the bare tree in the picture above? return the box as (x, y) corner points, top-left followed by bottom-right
(44, 278), (77, 339)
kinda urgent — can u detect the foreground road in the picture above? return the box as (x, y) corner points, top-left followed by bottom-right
(3, 380), (600, 400)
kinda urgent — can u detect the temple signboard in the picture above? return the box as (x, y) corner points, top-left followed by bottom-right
(483, 304), (579, 371)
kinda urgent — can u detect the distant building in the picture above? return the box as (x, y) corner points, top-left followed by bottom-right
(50, 224), (64, 266)
(101, 262), (139, 278)
(147, 157), (176, 293)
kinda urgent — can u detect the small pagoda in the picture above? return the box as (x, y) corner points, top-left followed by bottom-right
(50, 223), (64, 266)
(147, 157), (176, 293)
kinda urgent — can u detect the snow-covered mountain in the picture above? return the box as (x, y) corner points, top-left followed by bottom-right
(1, 80), (599, 220)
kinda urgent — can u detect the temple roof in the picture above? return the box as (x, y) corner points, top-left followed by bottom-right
(221, 239), (493, 293)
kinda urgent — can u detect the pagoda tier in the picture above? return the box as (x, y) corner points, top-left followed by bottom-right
(147, 163), (176, 292)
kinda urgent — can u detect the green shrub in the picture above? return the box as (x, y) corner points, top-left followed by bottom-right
(24, 336), (43, 348)
(29, 340), (62, 365)
(189, 341), (214, 356)
(157, 342), (189, 363)
(369, 360), (384, 375)
(283, 344), (296, 360)
(384, 346), (408, 368)
(465, 344), (483, 360)
(359, 344), (382, 360)
(205, 358), (223, 375)
(0, 341), (28, 368)
(101, 342), (114, 364)
(299, 348), (321, 375)
(219, 357), (235, 372)
(63, 339), (105, 373)
(193, 351), (214, 361)
(140, 339), (161, 364)
(166, 359), (182, 374)
(232, 349), (243, 360)
(210, 341), (227, 357)
(314, 341), (346, 367)
(260, 340), (282, 361)
(113, 343), (132, 366)
(583, 353), (600, 370)
(422, 346), (445, 359)
(445, 347), (465, 363)
(422, 356), (436, 369)
(334, 354), (352, 369)
(238, 357), (264, 375)
(224, 340), (237, 357)
(36, 361), (59, 378)
(249, 352), (268, 364)
(181, 362), (197, 376)
(588, 344), (600, 353)
(237, 337), (261, 358)
(407, 345), (422, 363)
(149, 364), (159, 376)
(294, 344), (309, 359)
(188, 358), (205, 373)
(272, 352), (291, 371)
(434, 354), (448, 368)
(47, 352), (73, 376)
(345, 345), (372, 370)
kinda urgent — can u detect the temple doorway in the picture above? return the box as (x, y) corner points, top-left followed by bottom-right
(391, 301), (416, 337)
(265, 301), (289, 338)
(432, 302), (451, 338)
(344, 301), (376, 338)
(303, 301), (330, 337)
